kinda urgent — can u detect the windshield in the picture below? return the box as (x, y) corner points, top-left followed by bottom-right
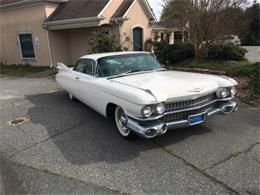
(96, 53), (163, 77)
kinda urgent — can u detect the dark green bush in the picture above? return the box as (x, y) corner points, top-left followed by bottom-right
(151, 41), (195, 64)
(228, 62), (260, 95)
(89, 32), (122, 53)
(207, 45), (247, 61)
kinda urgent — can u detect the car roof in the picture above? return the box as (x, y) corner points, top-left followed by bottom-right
(80, 51), (151, 60)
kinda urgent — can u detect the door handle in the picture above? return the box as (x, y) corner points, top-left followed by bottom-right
(75, 77), (80, 80)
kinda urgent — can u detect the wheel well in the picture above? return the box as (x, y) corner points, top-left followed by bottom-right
(106, 103), (117, 120)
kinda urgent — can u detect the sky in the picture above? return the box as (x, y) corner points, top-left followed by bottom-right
(147, 0), (164, 20)
(147, 0), (260, 20)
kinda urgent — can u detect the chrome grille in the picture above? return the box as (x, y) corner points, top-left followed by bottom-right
(163, 102), (216, 122)
(165, 93), (215, 111)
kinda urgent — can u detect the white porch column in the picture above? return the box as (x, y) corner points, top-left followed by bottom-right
(170, 32), (175, 44)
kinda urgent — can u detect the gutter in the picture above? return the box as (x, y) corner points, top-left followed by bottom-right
(110, 17), (130, 22)
(0, 0), (68, 9)
(43, 16), (105, 29)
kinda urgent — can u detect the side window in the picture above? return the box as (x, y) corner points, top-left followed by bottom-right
(74, 59), (95, 76)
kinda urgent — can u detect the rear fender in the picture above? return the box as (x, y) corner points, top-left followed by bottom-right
(57, 62), (72, 73)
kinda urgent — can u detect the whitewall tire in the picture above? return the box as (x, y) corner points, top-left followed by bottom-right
(114, 106), (134, 139)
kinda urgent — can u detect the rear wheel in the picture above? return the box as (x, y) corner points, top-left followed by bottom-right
(114, 106), (135, 139)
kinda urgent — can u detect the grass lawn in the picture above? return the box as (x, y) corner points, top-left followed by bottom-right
(170, 59), (260, 107)
(0, 64), (50, 77)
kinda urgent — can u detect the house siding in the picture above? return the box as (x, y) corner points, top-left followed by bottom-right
(0, 3), (53, 66)
(99, 0), (124, 25)
(121, 0), (152, 51)
(0, 0), (155, 67)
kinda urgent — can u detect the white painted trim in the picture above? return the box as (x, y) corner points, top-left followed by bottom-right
(98, 0), (113, 17)
(45, 21), (102, 30)
(142, 0), (156, 21)
(43, 16), (105, 29)
(0, 2), (45, 11)
(17, 32), (37, 60)
(131, 25), (145, 51)
(0, 0), (67, 9)
(123, 0), (136, 18)
(46, 30), (53, 68)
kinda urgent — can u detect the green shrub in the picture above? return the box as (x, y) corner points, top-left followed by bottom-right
(228, 62), (260, 95)
(89, 32), (122, 53)
(207, 45), (247, 61)
(151, 41), (195, 64)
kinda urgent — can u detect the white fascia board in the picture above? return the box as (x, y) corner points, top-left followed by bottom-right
(0, 0), (68, 9)
(43, 17), (105, 30)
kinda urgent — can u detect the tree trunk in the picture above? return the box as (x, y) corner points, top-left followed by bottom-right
(194, 43), (200, 59)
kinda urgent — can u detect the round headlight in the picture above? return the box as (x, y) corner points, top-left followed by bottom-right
(142, 105), (153, 117)
(230, 86), (237, 96)
(217, 88), (229, 98)
(221, 88), (229, 98)
(156, 103), (165, 114)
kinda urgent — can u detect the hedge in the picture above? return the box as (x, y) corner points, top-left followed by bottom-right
(153, 42), (195, 64)
(207, 45), (247, 61)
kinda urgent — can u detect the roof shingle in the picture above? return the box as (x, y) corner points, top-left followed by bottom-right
(45, 0), (109, 22)
(112, 0), (134, 18)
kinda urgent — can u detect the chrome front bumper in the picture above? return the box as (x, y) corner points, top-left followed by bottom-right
(126, 100), (238, 138)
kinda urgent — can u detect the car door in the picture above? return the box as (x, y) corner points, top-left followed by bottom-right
(72, 59), (96, 106)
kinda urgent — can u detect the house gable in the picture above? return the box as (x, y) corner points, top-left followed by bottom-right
(111, 0), (156, 21)
(119, 0), (155, 50)
(112, 0), (134, 18)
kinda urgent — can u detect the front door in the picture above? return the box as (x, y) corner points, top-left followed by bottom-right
(72, 59), (96, 105)
(133, 27), (143, 51)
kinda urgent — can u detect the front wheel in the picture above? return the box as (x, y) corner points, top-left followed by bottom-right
(114, 106), (135, 139)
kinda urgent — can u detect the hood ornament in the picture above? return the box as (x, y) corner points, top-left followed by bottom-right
(188, 87), (203, 92)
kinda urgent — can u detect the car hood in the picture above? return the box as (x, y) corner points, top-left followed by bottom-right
(111, 70), (236, 103)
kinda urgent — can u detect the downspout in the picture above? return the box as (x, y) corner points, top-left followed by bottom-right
(46, 30), (53, 68)
(114, 19), (123, 46)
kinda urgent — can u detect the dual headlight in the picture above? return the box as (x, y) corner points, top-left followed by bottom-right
(217, 86), (237, 98)
(142, 103), (165, 118)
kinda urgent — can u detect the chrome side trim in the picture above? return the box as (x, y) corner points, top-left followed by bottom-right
(110, 80), (159, 103)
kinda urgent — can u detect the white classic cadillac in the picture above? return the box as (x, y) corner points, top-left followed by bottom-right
(56, 52), (238, 139)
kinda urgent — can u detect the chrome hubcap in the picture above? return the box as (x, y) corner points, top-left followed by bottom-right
(116, 107), (130, 136)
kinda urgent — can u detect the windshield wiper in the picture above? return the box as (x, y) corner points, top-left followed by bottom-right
(107, 68), (166, 79)
(124, 69), (142, 74)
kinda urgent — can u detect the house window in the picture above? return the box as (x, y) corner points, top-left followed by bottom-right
(175, 31), (184, 43)
(18, 33), (35, 59)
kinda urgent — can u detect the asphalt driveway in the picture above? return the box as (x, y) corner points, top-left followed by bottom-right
(243, 46), (260, 63)
(0, 76), (259, 195)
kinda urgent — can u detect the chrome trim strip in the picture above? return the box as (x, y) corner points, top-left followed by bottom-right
(127, 100), (238, 138)
(127, 97), (235, 121)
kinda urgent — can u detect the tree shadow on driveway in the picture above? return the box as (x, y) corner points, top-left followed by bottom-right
(25, 91), (211, 165)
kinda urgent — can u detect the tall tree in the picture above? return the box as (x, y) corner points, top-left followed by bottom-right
(161, 0), (248, 58)
(242, 2), (260, 45)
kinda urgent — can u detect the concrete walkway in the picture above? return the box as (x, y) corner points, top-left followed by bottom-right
(243, 46), (260, 63)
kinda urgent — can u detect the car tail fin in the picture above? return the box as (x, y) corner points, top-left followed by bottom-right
(57, 62), (71, 72)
